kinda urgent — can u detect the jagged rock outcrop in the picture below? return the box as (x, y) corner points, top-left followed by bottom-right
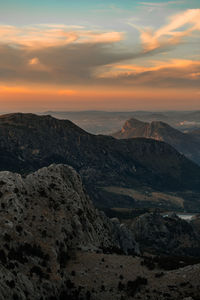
(131, 212), (200, 256)
(112, 118), (200, 166)
(1, 113), (200, 210)
(0, 164), (138, 299)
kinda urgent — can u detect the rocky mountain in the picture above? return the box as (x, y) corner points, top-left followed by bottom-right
(131, 211), (200, 257)
(112, 118), (200, 166)
(0, 164), (138, 299)
(1, 113), (200, 210)
(1, 164), (200, 299)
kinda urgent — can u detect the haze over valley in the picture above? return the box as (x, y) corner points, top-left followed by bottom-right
(40, 110), (200, 135)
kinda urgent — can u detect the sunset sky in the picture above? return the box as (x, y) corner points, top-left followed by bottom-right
(0, 0), (200, 111)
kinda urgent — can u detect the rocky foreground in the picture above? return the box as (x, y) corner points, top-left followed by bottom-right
(0, 164), (138, 299)
(66, 251), (200, 300)
(0, 164), (200, 299)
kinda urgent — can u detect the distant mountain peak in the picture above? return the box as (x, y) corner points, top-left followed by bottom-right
(124, 118), (146, 126)
(112, 117), (200, 166)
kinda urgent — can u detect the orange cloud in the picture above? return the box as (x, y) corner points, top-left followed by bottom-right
(135, 9), (200, 51)
(28, 57), (51, 71)
(29, 57), (40, 65)
(0, 25), (123, 49)
(189, 72), (200, 79)
(77, 31), (123, 44)
(98, 59), (200, 78)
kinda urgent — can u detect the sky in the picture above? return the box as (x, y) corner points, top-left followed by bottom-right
(0, 0), (200, 111)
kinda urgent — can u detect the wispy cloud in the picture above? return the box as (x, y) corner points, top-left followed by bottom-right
(140, 1), (185, 7)
(131, 9), (200, 52)
(99, 59), (200, 75)
(97, 59), (200, 88)
(0, 24), (124, 48)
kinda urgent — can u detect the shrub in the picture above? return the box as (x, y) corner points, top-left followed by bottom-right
(155, 272), (164, 278)
(30, 266), (45, 279)
(6, 280), (15, 288)
(118, 281), (125, 291)
(58, 251), (70, 268)
(16, 225), (23, 234)
(0, 249), (7, 264)
(126, 277), (148, 297)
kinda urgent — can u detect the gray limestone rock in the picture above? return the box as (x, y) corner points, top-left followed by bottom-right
(0, 163), (138, 299)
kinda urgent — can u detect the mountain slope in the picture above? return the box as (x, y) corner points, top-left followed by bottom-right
(0, 164), (138, 299)
(1, 164), (200, 299)
(112, 118), (200, 165)
(1, 113), (200, 209)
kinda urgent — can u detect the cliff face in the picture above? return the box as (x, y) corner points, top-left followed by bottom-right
(0, 164), (138, 299)
(112, 118), (200, 166)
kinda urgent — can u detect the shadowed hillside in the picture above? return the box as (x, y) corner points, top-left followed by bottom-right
(1, 113), (200, 210)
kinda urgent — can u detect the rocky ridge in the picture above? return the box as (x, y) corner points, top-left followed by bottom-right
(131, 211), (200, 256)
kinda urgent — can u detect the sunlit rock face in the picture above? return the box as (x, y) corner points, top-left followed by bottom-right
(112, 118), (200, 166)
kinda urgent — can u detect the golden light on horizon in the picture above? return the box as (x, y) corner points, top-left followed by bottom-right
(0, 84), (199, 112)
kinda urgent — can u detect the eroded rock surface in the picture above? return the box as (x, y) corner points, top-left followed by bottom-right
(0, 164), (138, 299)
(131, 211), (200, 256)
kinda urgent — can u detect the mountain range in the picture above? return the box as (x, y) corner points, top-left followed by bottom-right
(41, 110), (200, 134)
(0, 113), (200, 210)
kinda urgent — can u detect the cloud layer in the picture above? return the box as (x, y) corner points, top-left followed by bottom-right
(0, 9), (200, 91)
(0, 24), (123, 48)
(98, 59), (200, 88)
